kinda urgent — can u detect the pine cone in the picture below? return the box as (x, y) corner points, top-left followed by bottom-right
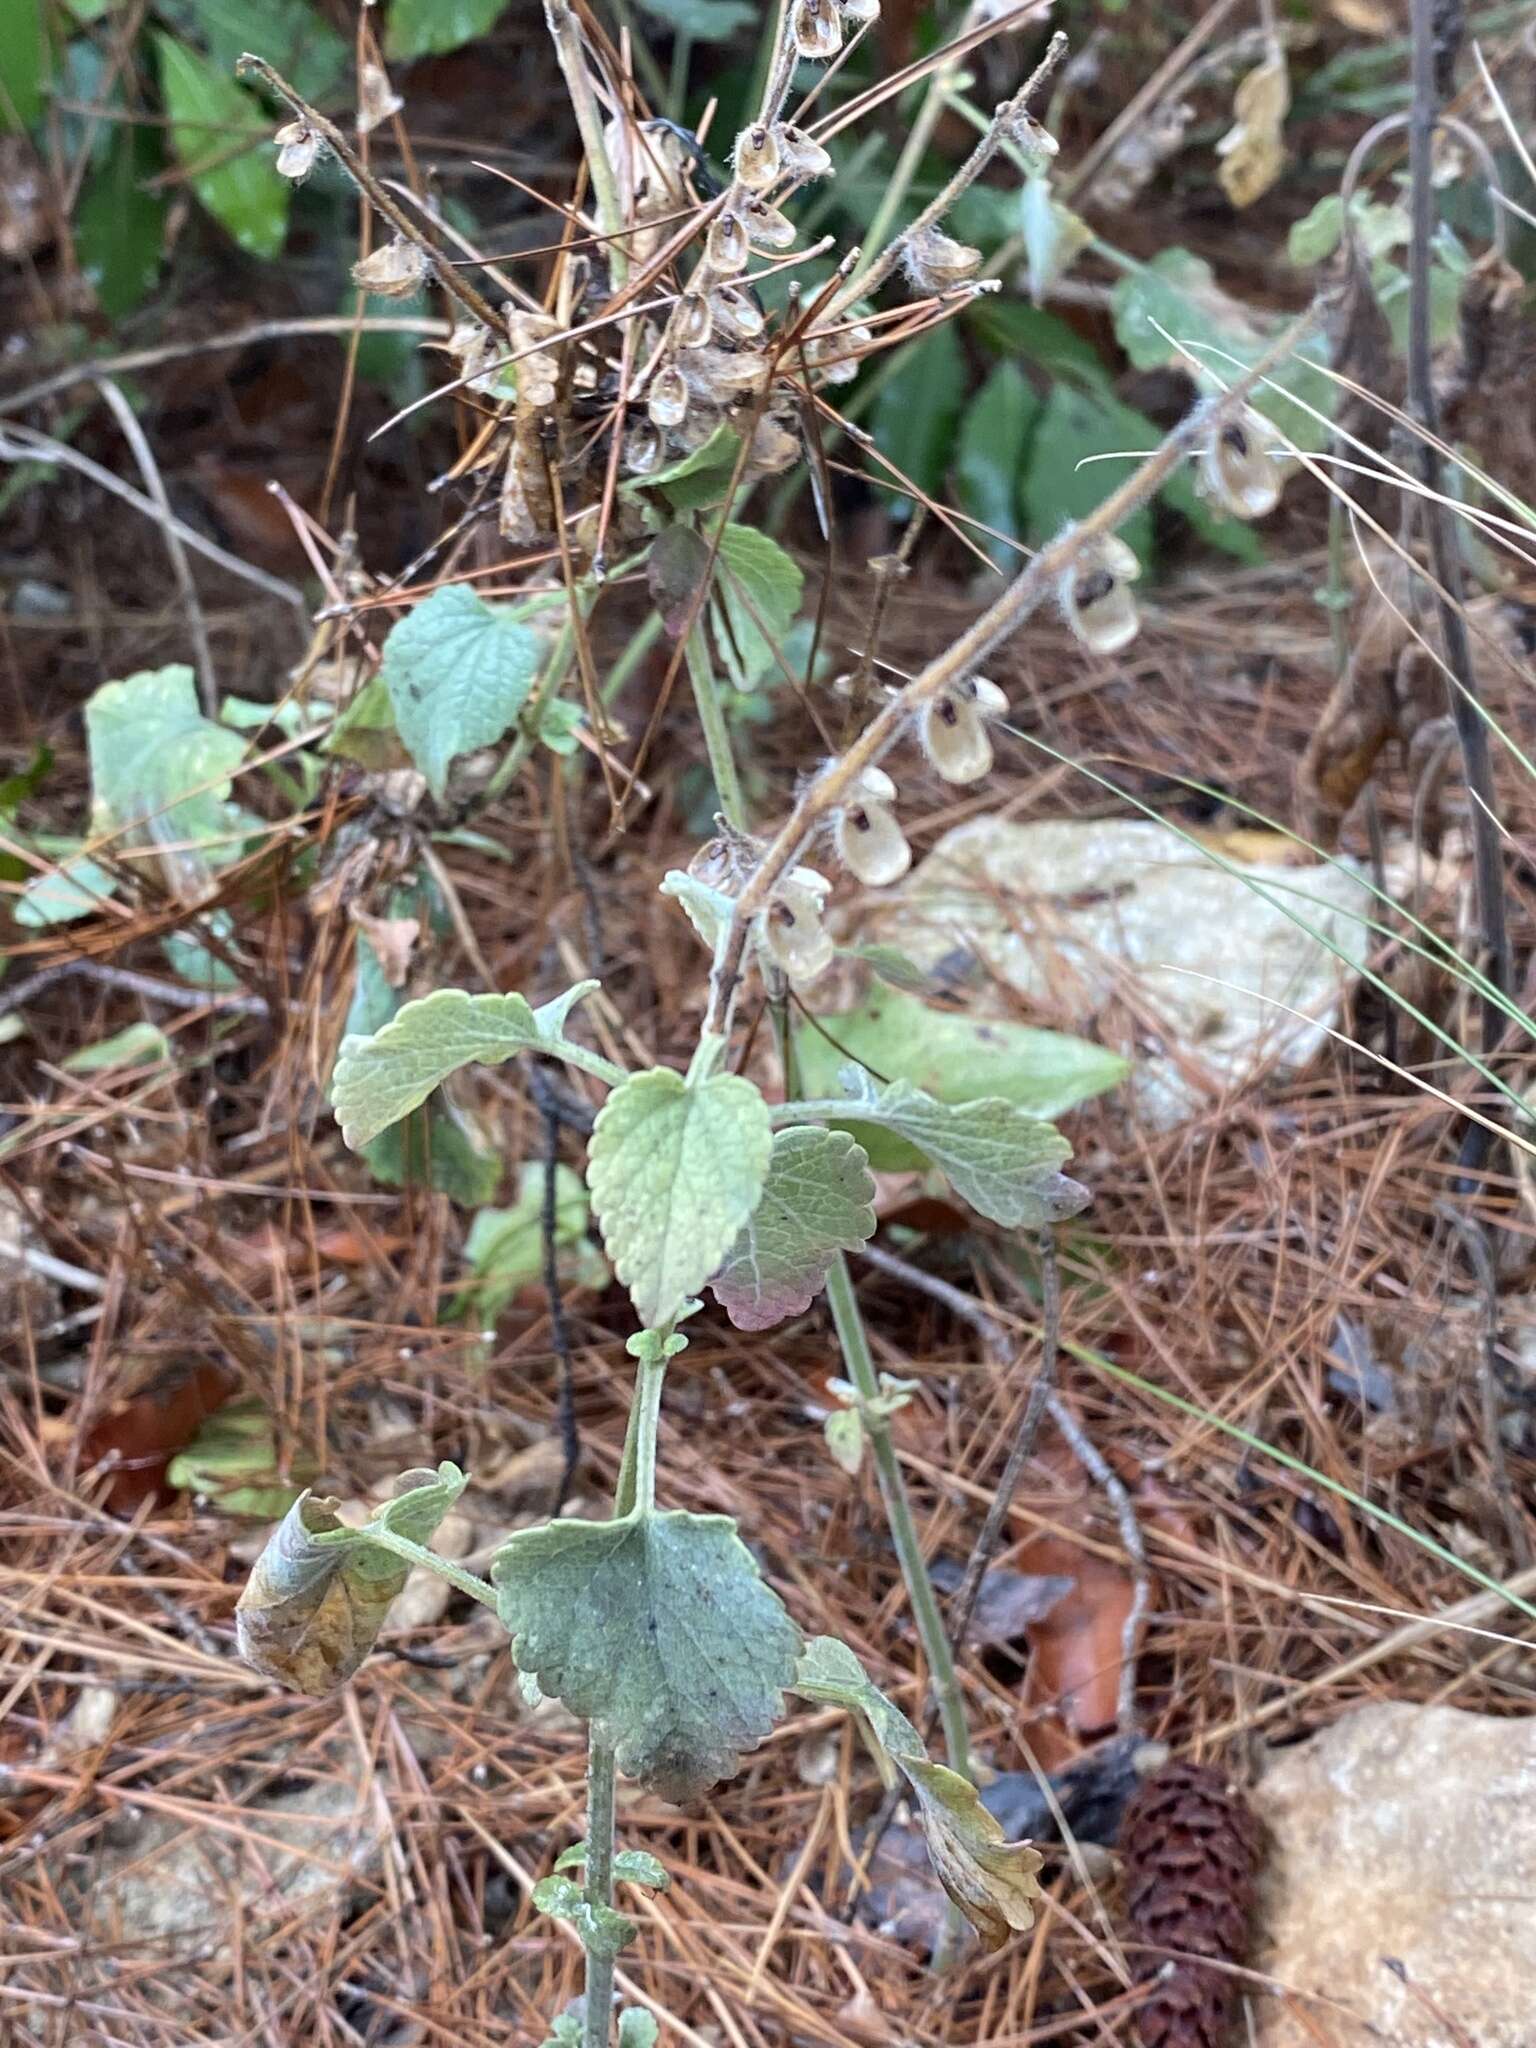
(1118, 1759), (1260, 2048)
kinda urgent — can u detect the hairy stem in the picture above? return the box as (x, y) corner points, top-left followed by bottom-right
(684, 623), (749, 832)
(235, 57), (502, 333)
(544, 0), (629, 291)
(581, 1727), (619, 2048)
(824, 1255), (970, 1778)
(361, 1528), (499, 1610)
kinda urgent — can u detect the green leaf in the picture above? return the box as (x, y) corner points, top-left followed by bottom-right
(587, 1067), (773, 1329)
(1019, 382), (1156, 565)
(1111, 247), (1334, 453)
(823, 1405), (865, 1476)
(85, 664), (248, 877)
(713, 524), (803, 689)
(459, 1162), (601, 1322)
(870, 322), (965, 512)
(792, 1636), (1042, 1951)
(166, 1396), (315, 1517)
(539, 2009), (583, 2048)
(14, 854), (120, 927)
(955, 362), (1039, 571)
(636, 0), (755, 38)
(786, 1069), (1088, 1229)
(168, 0), (348, 102)
(1018, 172), (1090, 306)
(532, 1875), (583, 1916)
(659, 869), (733, 953)
(612, 1850), (670, 1891)
(491, 1505), (801, 1800)
(0, 0), (44, 132)
(617, 2013), (660, 2048)
(154, 34), (289, 260)
(235, 1463), (467, 1693)
(388, 0), (511, 58)
(331, 980), (599, 1149)
(61, 1021), (171, 1072)
(381, 584), (543, 798)
(709, 1127), (876, 1332)
(968, 299), (1115, 395)
(627, 423), (744, 513)
(793, 980), (1125, 1167)
(76, 123), (165, 319)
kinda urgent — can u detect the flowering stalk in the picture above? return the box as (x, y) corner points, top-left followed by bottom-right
(702, 306), (1321, 1039)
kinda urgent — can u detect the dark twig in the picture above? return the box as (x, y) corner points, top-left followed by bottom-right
(948, 1233), (1061, 1649)
(1438, 1206), (1533, 1568)
(1406, 0), (1511, 1176)
(528, 1061), (586, 1508)
(1043, 1392), (1149, 1735)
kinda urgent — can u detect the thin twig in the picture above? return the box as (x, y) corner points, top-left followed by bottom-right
(949, 1235), (1061, 1648)
(235, 55), (503, 334)
(1043, 1393), (1148, 1734)
(0, 423), (305, 608)
(94, 377), (218, 714)
(1437, 1206), (1533, 1568)
(1406, 0), (1511, 1174)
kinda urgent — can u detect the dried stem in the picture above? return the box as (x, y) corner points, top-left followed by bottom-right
(1404, 0), (1512, 1164)
(701, 307), (1321, 1038)
(834, 32), (1068, 314)
(545, 0), (629, 291)
(235, 55), (503, 334)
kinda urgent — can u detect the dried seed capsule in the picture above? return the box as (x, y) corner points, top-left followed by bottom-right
(507, 311), (561, 411)
(762, 867), (835, 981)
(733, 124), (781, 192)
(1200, 413), (1281, 520)
(1060, 535), (1142, 654)
(274, 120), (320, 181)
(624, 418), (663, 475)
(836, 766), (910, 885)
(710, 285), (765, 340)
(792, 0), (843, 60)
(901, 223), (982, 294)
(677, 293), (714, 350)
(841, 0), (880, 20)
(706, 211), (750, 276)
(919, 676), (1006, 784)
(680, 346), (768, 400)
(1004, 108), (1058, 163)
(351, 236), (429, 298)
(746, 414), (800, 476)
(647, 362), (689, 428)
(740, 195), (796, 251)
(357, 62), (403, 136)
(806, 323), (870, 385)
(779, 124), (832, 180)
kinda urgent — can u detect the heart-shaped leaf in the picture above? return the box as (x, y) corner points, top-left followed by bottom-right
(331, 981), (598, 1149)
(710, 1126), (875, 1330)
(381, 584), (544, 797)
(492, 1507), (801, 1800)
(588, 1068), (772, 1328)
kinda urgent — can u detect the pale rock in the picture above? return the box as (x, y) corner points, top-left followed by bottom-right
(40, 1682), (117, 1763)
(387, 1508), (474, 1632)
(865, 817), (1372, 1127)
(1251, 1702), (1536, 2046)
(84, 1745), (383, 1956)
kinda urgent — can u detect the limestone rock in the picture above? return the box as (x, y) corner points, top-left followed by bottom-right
(1251, 1701), (1536, 2046)
(862, 817), (1372, 1128)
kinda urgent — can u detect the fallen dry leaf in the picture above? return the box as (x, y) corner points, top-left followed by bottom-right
(1217, 54), (1289, 209)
